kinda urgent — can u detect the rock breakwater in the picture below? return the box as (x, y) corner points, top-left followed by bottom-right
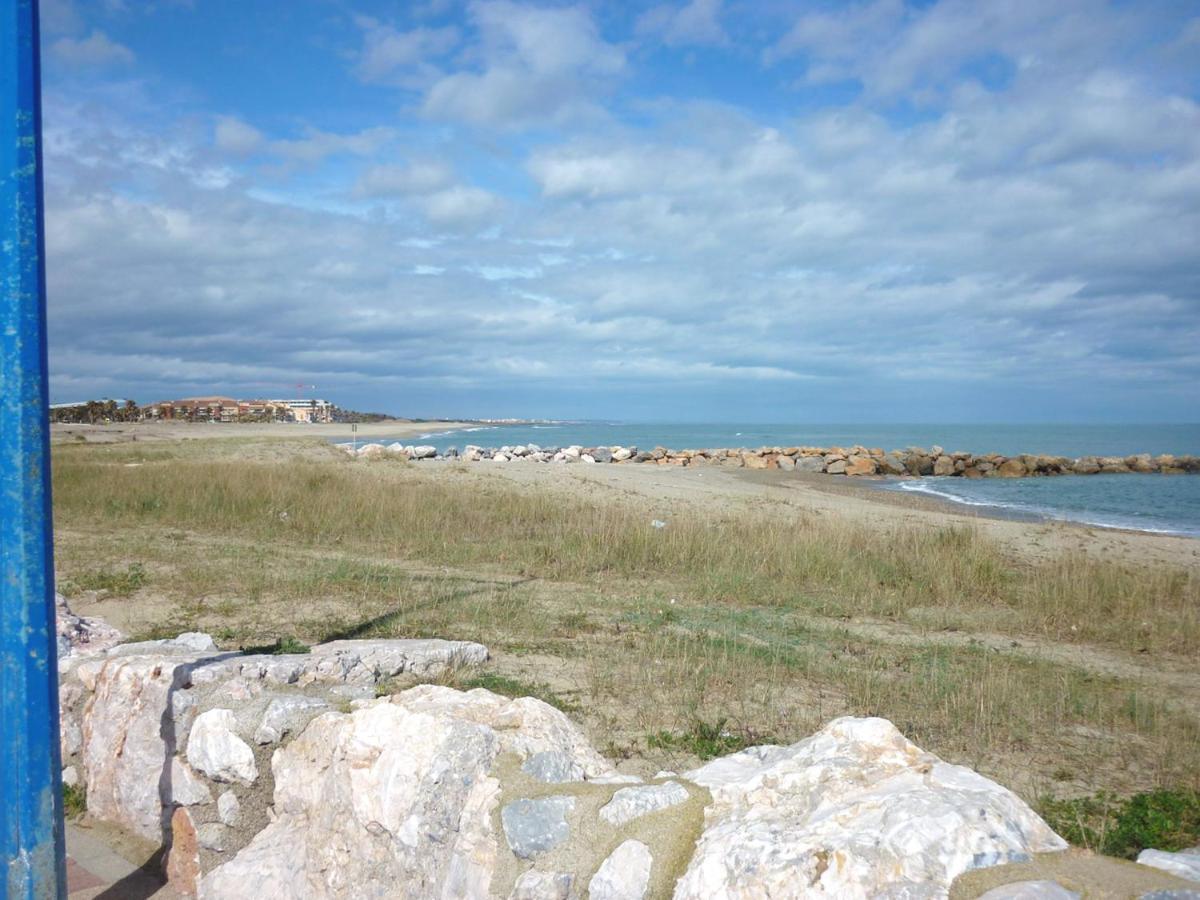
(341, 441), (1200, 478)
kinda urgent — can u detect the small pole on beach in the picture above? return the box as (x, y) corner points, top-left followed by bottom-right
(1, 0), (69, 896)
(352, 422), (358, 454)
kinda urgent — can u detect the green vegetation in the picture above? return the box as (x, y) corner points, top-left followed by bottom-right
(240, 635), (311, 655)
(62, 783), (86, 819)
(1040, 790), (1200, 859)
(62, 562), (147, 596)
(49, 439), (1200, 803)
(647, 718), (761, 760)
(50, 443), (1198, 656)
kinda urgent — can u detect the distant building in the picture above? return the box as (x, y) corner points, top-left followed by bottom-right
(272, 399), (333, 423)
(143, 396), (240, 422)
(142, 396), (332, 423)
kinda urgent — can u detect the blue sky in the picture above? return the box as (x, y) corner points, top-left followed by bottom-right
(39, 0), (1200, 421)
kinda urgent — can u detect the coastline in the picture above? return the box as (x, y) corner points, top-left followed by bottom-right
(50, 420), (477, 443)
(421, 456), (1200, 570)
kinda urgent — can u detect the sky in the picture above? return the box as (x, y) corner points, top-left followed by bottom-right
(38, 0), (1200, 422)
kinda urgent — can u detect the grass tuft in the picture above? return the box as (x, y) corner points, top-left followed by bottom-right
(1039, 789), (1200, 859)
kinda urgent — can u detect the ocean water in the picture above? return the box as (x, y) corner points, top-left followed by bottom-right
(374, 423), (1200, 538)
(883, 475), (1200, 537)
(404, 423), (1200, 458)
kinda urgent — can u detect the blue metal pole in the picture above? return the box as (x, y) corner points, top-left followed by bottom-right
(2, 0), (68, 896)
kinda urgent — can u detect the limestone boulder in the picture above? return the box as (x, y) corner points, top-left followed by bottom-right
(673, 716), (1066, 899)
(78, 650), (205, 841)
(253, 694), (330, 744)
(590, 840), (653, 900)
(1138, 847), (1200, 883)
(187, 709), (258, 785)
(202, 687), (619, 899)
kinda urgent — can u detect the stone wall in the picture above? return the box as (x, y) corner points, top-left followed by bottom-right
(57, 601), (1199, 898)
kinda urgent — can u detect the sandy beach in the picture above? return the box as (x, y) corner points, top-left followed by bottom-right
(50, 420), (476, 443)
(430, 454), (1200, 571)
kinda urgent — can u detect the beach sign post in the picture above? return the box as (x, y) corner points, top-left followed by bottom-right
(2, 0), (69, 896)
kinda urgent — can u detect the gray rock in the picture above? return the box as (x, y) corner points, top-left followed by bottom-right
(501, 796), (575, 859)
(599, 781), (689, 826)
(254, 695), (330, 744)
(1139, 848), (1200, 883)
(167, 758), (214, 806)
(411, 445), (437, 459)
(978, 881), (1080, 899)
(794, 456), (826, 473)
(509, 870), (574, 900)
(592, 448), (613, 463)
(217, 791), (241, 827)
(198, 822), (231, 852)
(521, 750), (581, 784)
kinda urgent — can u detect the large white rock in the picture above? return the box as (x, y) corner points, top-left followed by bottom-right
(79, 653), (200, 840)
(589, 840), (653, 900)
(386, 685), (612, 780)
(201, 698), (501, 899)
(673, 717), (1067, 899)
(202, 686), (618, 898)
(187, 709), (258, 785)
(1138, 847), (1200, 883)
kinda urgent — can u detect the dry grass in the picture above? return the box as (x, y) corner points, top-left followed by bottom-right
(52, 442), (1199, 655)
(51, 440), (1200, 798)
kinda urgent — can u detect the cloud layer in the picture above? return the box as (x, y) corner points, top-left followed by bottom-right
(39, 0), (1200, 421)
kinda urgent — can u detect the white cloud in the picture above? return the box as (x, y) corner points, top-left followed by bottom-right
(355, 161), (456, 197)
(50, 30), (135, 67)
(214, 116), (264, 156)
(270, 127), (394, 164)
(353, 16), (459, 84)
(36, 2), (1200, 419)
(212, 118), (394, 168)
(421, 1), (625, 127)
(421, 185), (503, 228)
(636, 0), (728, 48)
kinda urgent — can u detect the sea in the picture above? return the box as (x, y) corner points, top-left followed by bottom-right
(372, 423), (1200, 538)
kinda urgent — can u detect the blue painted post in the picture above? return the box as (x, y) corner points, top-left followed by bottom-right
(2, 0), (68, 897)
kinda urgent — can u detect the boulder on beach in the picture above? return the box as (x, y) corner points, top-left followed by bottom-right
(674, 717), (1066, 898)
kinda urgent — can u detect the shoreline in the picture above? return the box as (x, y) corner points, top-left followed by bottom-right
(787, 471), (1200, 542)
(50, 421), (478, 443)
